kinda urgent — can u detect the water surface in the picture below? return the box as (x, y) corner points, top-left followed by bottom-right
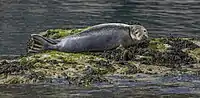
(0, 0), (200, 55)
(1, 74), (200, 98)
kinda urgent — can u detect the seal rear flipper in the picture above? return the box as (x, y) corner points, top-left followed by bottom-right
(27, 34), (60, 53)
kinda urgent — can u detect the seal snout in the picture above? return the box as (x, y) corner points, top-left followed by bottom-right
(142, 34), (148, 40)
(142, 30), (149, 39)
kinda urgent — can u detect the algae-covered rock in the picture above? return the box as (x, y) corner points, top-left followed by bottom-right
(148, 38), (170, 52)
(39, 28), (89, 39)
(1, 27), (200, 86)
(0, 51), (139, 85)
(187, 48), (200, 62)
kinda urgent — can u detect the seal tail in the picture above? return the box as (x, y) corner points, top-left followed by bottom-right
(27, 34), (60, 53)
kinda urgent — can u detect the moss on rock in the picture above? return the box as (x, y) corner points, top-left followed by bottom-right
(40, 27), (90, 39)
(1, 27), (200, 86)
(148, 38), (170, 52)
(186, 48), (200, 62)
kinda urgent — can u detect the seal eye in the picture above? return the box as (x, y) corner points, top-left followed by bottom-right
(143, 30), (147, 33)
(135, 31), (139, 35)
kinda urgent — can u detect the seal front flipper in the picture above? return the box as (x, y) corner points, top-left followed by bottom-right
(27, 34), (60, 53)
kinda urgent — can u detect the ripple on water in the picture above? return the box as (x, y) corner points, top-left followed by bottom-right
(1, 74), (200, 97)
(0, 0), (200, 54)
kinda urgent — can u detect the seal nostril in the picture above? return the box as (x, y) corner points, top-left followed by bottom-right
(143, 35), (148, 40)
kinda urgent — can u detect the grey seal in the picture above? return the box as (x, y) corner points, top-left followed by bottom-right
(28, 23), (148, 53)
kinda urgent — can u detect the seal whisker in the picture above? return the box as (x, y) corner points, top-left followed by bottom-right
(28, 49), (39, 53)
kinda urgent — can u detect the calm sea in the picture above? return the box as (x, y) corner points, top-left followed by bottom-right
(0, 0), (200, 55)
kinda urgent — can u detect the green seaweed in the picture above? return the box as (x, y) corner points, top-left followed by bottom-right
(148, 38), (170, 52)
(40, 27), (90, 39)
(187, 48), (200, 62)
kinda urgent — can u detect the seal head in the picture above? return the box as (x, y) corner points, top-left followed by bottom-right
(130, 25), (148, 41)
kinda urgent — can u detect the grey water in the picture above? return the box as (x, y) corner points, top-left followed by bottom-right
(1, 0), (200, 97)
(0, 0), (200, 55)
(1, 74), (200, 98)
